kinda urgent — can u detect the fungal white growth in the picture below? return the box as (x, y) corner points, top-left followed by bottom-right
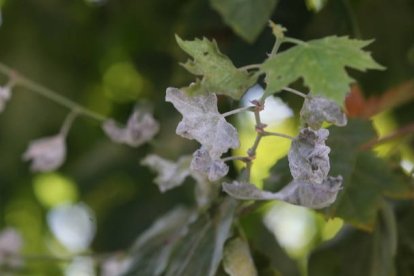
(141, 155), (192, 192)
(300, 95), (347, 129)
(103, 110), (159, 147)
(222, 176), (342, 209)
(288, 127), (331, 184)
(191, 147), (229, 182)
(22, 134), (66, 172)
(0, 85), (11, 113)
(165, 87), (239, 159)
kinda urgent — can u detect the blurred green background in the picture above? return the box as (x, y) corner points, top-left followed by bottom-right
(0, 0), (413, 275)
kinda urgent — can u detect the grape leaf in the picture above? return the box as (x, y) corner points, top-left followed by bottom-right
(191, 147), (229, 181)
(288, 128), (331, 184)
(223, 177), (342, 209)
(175, 36), (256, 99)
(210, 0), (278, 43)
(266, 120), (414, 229)
(223, 237), (258, 276)
(261, 36), (384, 104)
(166, 87), (240, 159)
(300, 95), (347, 129)
(141, 155), (192, 192)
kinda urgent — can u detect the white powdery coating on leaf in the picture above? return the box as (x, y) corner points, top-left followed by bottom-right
(300, 95), (347, 129)
(0, 86), (11, 113)
(165, 87), (239, 159)
(191, 147), (229, 182)
(0, 228), (23, 268)
(22, 134), (66, 172)
(222, 176), (342, 209)
(141, 155), (191, 192)
(103, 110), (159, 147)
(288, 127), (330, 184)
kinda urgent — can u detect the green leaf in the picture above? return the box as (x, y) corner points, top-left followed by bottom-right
(308, 202), (397, 276)
(164, 198), (237, 276)
(223, 237), (258, 276)
(175, 35), (257, 99)
(261, 36), (385, 104)
(209, 0), (278, 43)
(265, 120), (414, 229)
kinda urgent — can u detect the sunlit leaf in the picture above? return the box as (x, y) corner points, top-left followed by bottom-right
(166, 87), (239, 159)
(300, 95), (347, 129)
(223, 237), (258, 276)
(210, 0), (278, 43)
(191, 147), (229, 181)
(261, 36), (384, 104)
(175, 36), (256, 99)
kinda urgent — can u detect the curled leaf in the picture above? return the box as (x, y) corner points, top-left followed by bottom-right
(301, 95), (347, 129)
(103, 110), (159, 147)
(288, 128), (330, 184)
(0, 85), (11, 113)
(141, 155), (192, 192)
(22, 134), (66, 172)
(191, 147), (229, 182)
(223, 176), (342, 209)
(166, 87), (239, 158)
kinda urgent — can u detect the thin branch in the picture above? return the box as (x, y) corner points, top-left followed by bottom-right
(222, 155), (250, 163)
(282, 87), (307, 98)
(0, 62), (107, 122)
(283, 37), (308, 46)
(262, 131), (294, 140)
(222, 106), (253, 117)
(360, 122), (414, 150)
(238, 64), (261, 71)
(60, 109), (80, 137)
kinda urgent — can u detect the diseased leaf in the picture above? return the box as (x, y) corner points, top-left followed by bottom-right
(0, 85), (11, 113)
(166, 87), (240, 158)
(123, 207), (195, 276)
(223, 177), (342, 209)
(301, 95), (347, 129)
(223, 237), (258, 276)
(165, 198), (237, 276)
(102, 110), (159, 147)
(261, 36), (384, 104)
(141, 155), (192, 192)
(191, 147), (229, 182)
(210, 0), (278, 43)
(175, 36), (256, 99)
(0, 227), (23, 268)
(288, 128), (331, 184)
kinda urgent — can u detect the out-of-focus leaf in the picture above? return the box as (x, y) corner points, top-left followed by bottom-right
(209, 0), (278, 43)
(240, 208), (300, 276)
(102, 110), (159, 147)
(0, 227), (23, 268)
(223, 237), (258, 276)
(124, 207), (195, 276)
(261, 37), (384, 104)
(175, 36), (256, 99)
(141, 154), (192, 192)
(300, 95), (347, 129)
(288, 128), (331, 184)
(305, 0), (329, 12)
(166, 87), (239, 159)
(308, 202), (397, 276)
(165, 198), (237, 276)
(0, 85), (11, 113)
